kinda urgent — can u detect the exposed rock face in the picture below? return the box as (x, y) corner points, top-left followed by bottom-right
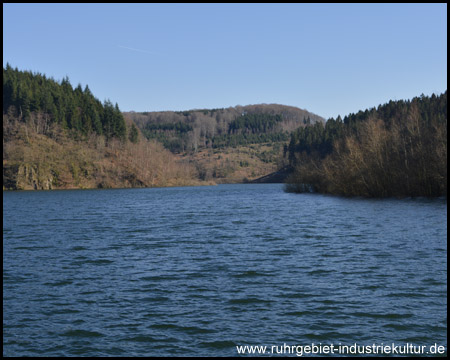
(5, 164), (54, 190)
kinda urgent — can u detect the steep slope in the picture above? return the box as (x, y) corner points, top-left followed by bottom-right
(3, 116), (205, 190)
(2, 66), (204, 190)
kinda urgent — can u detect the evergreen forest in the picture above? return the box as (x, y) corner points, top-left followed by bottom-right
(2, 65), (201, 190)
(285, 92), (447, 197)
(3, 64), (127, 141)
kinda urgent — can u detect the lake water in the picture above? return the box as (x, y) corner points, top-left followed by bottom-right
(3, 184), (447, 356)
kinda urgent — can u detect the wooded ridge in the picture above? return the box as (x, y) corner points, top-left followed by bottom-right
(285, 92), (447, 197)
(3, 65), (447, 197)
(3, 66), (321, 189)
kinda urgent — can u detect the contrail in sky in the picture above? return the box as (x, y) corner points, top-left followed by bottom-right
(117, 45), (158, 55)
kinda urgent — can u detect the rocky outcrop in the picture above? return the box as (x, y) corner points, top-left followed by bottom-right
(4, 163), (54, 190)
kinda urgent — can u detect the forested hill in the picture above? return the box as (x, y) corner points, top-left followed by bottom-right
(3, 64), (128, 141)
(285, 92), (447, 197)
(3, 65), (203, 190)
(125, 104), (324, 153)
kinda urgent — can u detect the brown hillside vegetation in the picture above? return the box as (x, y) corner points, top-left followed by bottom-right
(123, 103), (322, 183)
(3, 113), (206, 190)
(285, 93), (447, 197)
(180, 142), (287, 184)
(3, 66), (319, 189)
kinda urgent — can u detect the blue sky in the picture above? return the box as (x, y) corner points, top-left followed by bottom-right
(3, 3), (447, 119)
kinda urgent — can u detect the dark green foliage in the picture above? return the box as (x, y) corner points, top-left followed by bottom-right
(129, 124), (139, 143)
(229, 113), (283, 134)
(128, 104), (325, 155)
(3, 64), (127, 141)
(138, 112), (291, 153)
(143, 131), (189, 153)
(287, 117), (345, 163)
(174, 111), (192, 116)
(287, 93), (446, 165)
(286, 92), (447, 197)
(142, 121), (193, 152)
(145, 122), (193, 133)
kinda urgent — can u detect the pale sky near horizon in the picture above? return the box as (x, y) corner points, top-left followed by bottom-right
(3, 3), (447, 120)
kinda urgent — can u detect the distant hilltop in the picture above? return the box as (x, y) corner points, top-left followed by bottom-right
(125, 104), (325, 153)
(126, 103), (324, 128)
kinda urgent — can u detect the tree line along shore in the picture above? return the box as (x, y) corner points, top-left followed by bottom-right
(3, 65), (447, 197)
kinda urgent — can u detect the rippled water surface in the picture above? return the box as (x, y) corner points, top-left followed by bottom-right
(3, 184), (447, 356)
